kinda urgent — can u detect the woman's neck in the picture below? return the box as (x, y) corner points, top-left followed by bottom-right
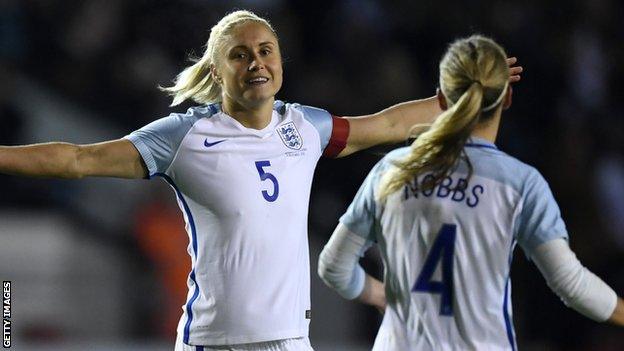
(221, 98), (275, 130)
(471, 110), (502, 143)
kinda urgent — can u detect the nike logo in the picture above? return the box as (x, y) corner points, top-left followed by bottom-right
(204, 139), (227, 147)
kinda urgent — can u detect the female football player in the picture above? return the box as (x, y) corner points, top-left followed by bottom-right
(318, 35), (623, 350)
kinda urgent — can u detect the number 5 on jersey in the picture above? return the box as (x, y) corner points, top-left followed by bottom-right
(255, 161), (279, 202)
(412, 223), (457, 316)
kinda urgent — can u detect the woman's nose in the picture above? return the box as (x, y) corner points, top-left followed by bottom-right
(247, 56), (264, 72)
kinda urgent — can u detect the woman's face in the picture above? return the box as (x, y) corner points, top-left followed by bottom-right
(215, 21), (283, 109)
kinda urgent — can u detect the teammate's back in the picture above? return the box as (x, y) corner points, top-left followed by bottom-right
(373, 141), (564, 350)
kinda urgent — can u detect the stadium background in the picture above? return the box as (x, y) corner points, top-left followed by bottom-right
(1, 0), (623, 350)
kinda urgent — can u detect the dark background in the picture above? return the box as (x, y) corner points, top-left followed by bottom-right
(1, 0), (623, 350)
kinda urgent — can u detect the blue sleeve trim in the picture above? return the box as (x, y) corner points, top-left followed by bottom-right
(124, 134), (158, 176)
(298, 105), (333, 151)
(515, 169), (569, 251)
(345, 265), (366, 300)
(340, 158), (391, 241)
(124, 106), (212, 176)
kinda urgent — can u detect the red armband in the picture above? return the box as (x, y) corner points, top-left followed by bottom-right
(323, 115), (350, 158)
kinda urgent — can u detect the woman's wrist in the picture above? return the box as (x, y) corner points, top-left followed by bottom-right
(357, 274), (386, 312)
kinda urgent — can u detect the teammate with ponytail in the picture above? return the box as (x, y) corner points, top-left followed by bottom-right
(319, 35), (624, 350)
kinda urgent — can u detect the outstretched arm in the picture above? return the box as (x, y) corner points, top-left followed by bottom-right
(336, 57), (523, 158)
(531, 238), (624, 326)
(0, 139), (147, 179)
(337, 96), (441, 157)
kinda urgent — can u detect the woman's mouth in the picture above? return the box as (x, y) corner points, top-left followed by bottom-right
(246, 77), (269, 85)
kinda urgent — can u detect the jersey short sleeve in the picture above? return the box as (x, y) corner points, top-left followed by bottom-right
(339, 159), (387, 241)
(124, 107), (208, 176)
(515, 168), (569, 252)
(298, 105), (333, 151)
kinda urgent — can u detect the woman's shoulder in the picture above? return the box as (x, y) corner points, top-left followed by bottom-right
(369, 147), (412, 176)
(275, 100), (329, 116)
(466, 146), (544, 194)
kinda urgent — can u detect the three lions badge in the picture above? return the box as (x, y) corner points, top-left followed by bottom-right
(277, 122), (303, 150)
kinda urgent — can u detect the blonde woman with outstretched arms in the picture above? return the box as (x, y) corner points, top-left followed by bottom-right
(0, 11), (522, 351)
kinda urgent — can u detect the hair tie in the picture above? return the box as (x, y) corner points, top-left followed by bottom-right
(482, 81), (509, 112)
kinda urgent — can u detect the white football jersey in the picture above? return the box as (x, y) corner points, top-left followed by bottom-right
(340, 138), (568, 351)
(125, 101), (335, 346)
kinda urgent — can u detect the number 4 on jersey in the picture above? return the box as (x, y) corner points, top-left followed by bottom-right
(412, 224), (457, 316)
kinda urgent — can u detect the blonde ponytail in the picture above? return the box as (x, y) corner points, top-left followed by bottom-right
(160, 10), (277, 106)
(379, 35), (509, 201)
(162, 58), (220, 106)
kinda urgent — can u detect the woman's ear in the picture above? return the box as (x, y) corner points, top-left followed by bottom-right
(210, 65), (221, 84)
(437, 88), (448, 111)
(503, 85), (513, 110)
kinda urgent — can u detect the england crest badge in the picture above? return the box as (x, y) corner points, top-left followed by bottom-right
(277, 122), (303, 150)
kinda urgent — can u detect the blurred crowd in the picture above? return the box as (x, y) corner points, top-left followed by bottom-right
(1, 0), (624, 349)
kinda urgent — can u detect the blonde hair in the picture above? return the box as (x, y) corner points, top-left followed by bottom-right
(379, 35), (509, 201)
(160, 10), (277, 106)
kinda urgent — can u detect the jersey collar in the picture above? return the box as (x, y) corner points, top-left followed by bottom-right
(216, 104), (279, 138)
(465, 136), (498, 150)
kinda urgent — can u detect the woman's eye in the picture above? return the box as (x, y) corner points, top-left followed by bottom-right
(260, 49), (271, 56)
(234, 53), (247, 59)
